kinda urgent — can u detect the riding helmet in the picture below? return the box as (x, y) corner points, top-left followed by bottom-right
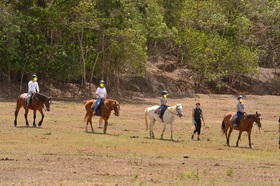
(100, 80), (105, 84)
(237, 95), (243, 100)
(162, 90), (168, 95)
(32, 74), (37, 79)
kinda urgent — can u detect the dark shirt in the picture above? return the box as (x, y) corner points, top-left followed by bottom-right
(194, 108), (202, 120)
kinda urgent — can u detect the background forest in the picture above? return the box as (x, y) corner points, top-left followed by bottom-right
(0, 0), (279, 96)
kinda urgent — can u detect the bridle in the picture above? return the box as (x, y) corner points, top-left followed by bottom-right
(104, 101), (119, 116)
(169, 105), (183, 116)
(254, 114), (262, 128)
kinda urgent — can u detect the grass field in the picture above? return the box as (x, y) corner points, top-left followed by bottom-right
(0, 94), (279, 185)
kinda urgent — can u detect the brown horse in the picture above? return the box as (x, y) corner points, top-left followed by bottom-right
(14, 93), (52, 127)
(84, 99), (120, 134)
(221, 112), (262, 148)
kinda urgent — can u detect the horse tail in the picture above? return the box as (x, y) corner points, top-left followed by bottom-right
(144, 108), (149, 131)
(84, 113), (89, 122)
(221, 120), (225, 135)
(84, 101), (92, 122)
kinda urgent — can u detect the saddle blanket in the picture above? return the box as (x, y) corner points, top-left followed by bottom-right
(20, 93), (28, 100)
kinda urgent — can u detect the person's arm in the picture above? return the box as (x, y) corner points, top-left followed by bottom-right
(28, 82), (31, 92)
(201, 112), (205, 126)
(36, 83), (39, 93)
(192, 109), (195, 124)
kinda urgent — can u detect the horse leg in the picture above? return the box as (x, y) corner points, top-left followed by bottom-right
(103, 119), (108, 134)
(33, 110), (37, 127)
(38, 109), (44, 127)
(247, 130), (253, 149)
(14, 103), (21, 127)
(160, 123), (167, 140)
(227, 127), (233, 146)
(236, 131), (243, 147)
(150, 120), (155, 139)
(89, 115), (94, 133)
(24, 109), (30, 127)
(170, 123), (174, 141)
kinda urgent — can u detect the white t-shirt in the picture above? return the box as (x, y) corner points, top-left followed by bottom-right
(28, 81), (39, 93)
(96, 87), (107, 99)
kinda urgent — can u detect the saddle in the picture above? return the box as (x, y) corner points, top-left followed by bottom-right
(231, 112), (246, 124)
(91, 101), (103, 116)
(154, 105), (168, 115)
(20, 93), (35, 110)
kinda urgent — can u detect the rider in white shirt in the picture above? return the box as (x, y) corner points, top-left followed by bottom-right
(92, 80), (107, 128)
(26, 74), (39, 108)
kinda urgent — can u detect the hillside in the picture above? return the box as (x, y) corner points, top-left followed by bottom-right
(0, 60), (279, 100)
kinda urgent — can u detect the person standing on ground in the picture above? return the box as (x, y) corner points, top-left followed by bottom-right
(92, 80), (107, 128)
(191, 102), (206, 141)
(26, 74), (39, 108)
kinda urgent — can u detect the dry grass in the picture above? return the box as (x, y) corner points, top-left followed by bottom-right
(0, 94), (279, 185)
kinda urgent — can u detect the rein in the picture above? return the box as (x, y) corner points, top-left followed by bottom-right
(104, 102), (118, 115)
(168, 107), (179, 116)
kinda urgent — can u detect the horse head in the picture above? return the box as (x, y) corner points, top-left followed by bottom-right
(113, 101), (120, 116)
(176, 104), (183, 117)
(254, 112), (262, 128)
(44, 97), (52, 111)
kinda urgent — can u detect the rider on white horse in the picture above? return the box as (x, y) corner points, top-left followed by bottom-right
(159, 91), (168, 121)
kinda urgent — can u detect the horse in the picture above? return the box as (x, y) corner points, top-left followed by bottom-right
(14, 93), (52, 127)
(144, 104), (183, 141)
(84, 99), (120, 134)
(221, 112), (262, 148)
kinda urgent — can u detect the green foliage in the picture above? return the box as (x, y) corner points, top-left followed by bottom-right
(0, 0), (278, 91)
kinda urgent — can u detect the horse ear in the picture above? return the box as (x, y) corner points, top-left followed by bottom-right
(256, 111), (258, 115)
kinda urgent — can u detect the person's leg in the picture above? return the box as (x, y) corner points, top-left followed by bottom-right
(26, 92), (32, 108)
(196, 119), (202, 140)
(192, 122), (198, 139)
(98, 117), (103, 128)
(159, 105), (164, 118)
(93, 98), (101, 115)
(234, 112), (240, 127)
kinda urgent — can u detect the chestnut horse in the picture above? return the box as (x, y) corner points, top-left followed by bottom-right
(84, 99), (120, 134)
(14, 93), (52, 127)
(221, 112), (262, 148)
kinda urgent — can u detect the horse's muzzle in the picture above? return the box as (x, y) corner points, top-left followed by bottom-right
(178, 113), (183, 117)
(114, 112), (119, 116)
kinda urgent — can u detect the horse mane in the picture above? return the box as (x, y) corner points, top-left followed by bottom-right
(36, 93), (49, 102)
(246, 114), (255, 120)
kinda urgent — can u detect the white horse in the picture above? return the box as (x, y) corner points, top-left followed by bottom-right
(144, 104), (183, 140)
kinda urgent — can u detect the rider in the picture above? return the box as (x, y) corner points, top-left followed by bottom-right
(191, 102), (205, 141)
(92, 80), (107, 118)
(234, 95), (245, 128)
(26, 74), (39, 108)
(159, 90), (168, 121)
